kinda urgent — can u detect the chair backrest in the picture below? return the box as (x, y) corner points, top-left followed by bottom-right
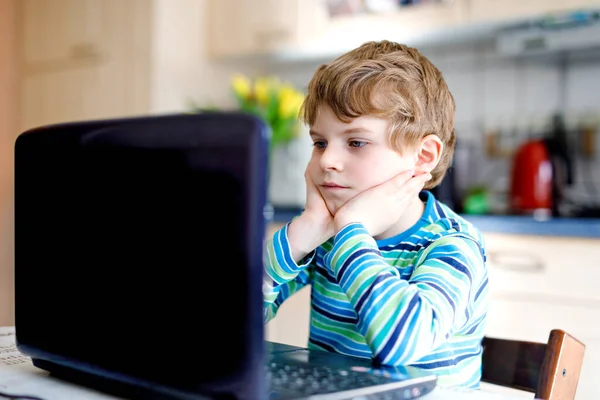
(481, 329), (585, 400)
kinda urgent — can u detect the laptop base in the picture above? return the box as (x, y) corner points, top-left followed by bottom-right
(33, 358), (214, 400)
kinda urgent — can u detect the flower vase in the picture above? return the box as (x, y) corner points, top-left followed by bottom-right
(267, 123), (312, 209)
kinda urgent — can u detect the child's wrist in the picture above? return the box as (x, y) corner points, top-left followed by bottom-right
(288, 214), (320, 261)
(333, 212), (357, 235)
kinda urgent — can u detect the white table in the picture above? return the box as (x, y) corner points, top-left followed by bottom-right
(0, 327), (533, 400)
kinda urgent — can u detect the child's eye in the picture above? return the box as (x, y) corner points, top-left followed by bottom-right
(349, 140), (367, 148)
(312, 141), (327, 150)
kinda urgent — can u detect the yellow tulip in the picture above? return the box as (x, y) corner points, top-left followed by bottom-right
(279, 89), (304, 120)
(254, 77), (274, 106)
(278, 84), (297, 103)
(230, 74), (251, 100)
(228, 74), (306, 141)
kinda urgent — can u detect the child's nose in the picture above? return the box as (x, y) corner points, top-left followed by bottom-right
(319, 147), (343, 171)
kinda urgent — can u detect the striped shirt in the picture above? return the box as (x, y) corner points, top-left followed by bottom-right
(263, 190), (489, 388)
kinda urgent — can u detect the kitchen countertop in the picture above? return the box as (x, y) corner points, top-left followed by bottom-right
(270, 207), (600, 239)
(459, 214), (600, 238)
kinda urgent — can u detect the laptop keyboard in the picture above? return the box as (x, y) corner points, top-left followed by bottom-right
(266, 360), (426, 399)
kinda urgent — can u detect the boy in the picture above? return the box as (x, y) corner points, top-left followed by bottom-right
(263, 40), (488, 388)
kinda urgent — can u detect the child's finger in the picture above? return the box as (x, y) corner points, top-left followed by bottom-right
(390, 169), (424, 190)
(401, 173), (431, 193)
(413, 173), (432, 187)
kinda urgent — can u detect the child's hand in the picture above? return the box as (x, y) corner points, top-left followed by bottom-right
(333, 170), (431, 237)
(287, 171), (335, 262)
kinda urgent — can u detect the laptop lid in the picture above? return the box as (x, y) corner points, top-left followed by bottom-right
(14, 112), (270, 400)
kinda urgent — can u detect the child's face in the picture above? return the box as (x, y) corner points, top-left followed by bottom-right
(307, 104), (417, 215)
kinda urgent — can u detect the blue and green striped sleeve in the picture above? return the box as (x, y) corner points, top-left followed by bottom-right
(263, 223), (314, 323)
(324, 222), (485, 366)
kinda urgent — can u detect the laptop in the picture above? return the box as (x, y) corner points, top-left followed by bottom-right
(14, 112), (437, 400)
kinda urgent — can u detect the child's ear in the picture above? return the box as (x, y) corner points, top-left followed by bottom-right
(414, 134), (443, 174)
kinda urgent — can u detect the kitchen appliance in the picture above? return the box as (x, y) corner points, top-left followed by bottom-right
(509, 114), (574, 217)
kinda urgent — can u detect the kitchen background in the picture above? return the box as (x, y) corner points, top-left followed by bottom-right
(0, 0), (599, 398)
(265, 40), (600, 217)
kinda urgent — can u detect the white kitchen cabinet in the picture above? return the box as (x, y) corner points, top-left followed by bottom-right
(483, 232), (600, 400)
(318, 0), (468, 55)
(207, 0), (469, 59)
(208, 0), (600, 60)
(18, 0), (152, 132)
(20, 0), (108, 72)
(484, 233), (600, 302)
(469, 0), (600, 24)
(21, 67), (103, 130)
(206, 0), (329, 59)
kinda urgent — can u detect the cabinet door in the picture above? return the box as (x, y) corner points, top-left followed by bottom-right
(317, 0), (468, 56)
(20, 58), (148, 132)
(20, 67), (102, 130)
(469, 0), (600, 24)
(20, 0), (106, 70)
(484, 233), (600, 301)
(18, 0), (151, 132)
(207, 0), (328, 58)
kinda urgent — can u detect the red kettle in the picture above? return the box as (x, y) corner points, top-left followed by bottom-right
(509, 114), (573, 216)
(509, 139), (553, 213)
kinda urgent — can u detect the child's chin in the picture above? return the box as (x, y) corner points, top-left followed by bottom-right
(325, 200), (341, 216)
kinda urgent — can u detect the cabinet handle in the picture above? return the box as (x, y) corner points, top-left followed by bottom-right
(488, 251), (545, 273)
(70, 43), (102, 60)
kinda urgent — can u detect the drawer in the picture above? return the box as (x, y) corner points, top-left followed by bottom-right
(483, 233), (600, 305)
(486, 298), (600, 342)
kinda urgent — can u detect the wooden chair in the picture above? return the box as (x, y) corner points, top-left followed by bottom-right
(481, 329), (586, 400)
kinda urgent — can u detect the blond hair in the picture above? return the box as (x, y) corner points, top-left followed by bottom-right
(301, 40), (455, 188)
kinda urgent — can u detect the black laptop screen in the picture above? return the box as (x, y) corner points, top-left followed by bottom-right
(15, 113), (269, 399)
